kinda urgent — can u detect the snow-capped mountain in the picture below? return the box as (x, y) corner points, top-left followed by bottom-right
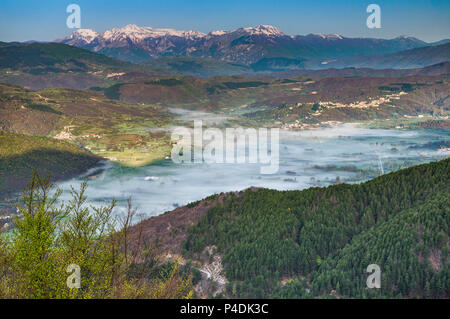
(102, 24), (206, 41)
(59, 24), (284, 46)
(307, 33), (344, 40)
(236, 25), (285, 37)
(57, 24), (428, 66)
(62, 29), (100, 45)
(59, 24), (206, 46)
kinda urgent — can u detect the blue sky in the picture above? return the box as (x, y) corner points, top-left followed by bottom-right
(0, 0), (449, 42)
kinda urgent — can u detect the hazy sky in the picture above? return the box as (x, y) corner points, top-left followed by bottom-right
(0, 0), (449, 42)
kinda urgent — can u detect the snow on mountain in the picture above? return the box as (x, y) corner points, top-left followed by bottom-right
(60, 24), (286, 45)
(308, 33), (344, 40)
(209, 30), (228, 36)
(102, 24), (206, 41)
(59, 24), (207, 47)
(206, 25), (285, 37)
(393, 35), (426, 44)
(62, 28), (100, 44)
(240, 25), (285, 36)
(325, 34), (344, 40)
(57, 24), (429, 65)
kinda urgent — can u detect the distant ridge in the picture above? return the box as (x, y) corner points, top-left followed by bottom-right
(309, 42), (450, 70)
(270, 61), (450, 78)
(57, 24), (433, 66)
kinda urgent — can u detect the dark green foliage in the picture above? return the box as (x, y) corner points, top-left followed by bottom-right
(183, 159), (449, 298)
(222, 81), (268, 89)
(103, 83), (125, 100)
(250, 57), (305, 72)
(145, 78), (183, 86)
(272, 278), (311, 298)
(25, 104), (62, 115)
(378, 86), (401, 92)
(0, 42), (128, 70)
(0, 131), (100, 200)
(311, 192), (449, 298)
(378, 82), (427, 93)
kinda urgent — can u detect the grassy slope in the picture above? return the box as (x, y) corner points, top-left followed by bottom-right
(97, 75), (276, 110)
(94, 71), (449, 129)
(0, 83), (174, 166)
(142, 56), (251, 77)
(241, 76), (449, 128)
(0, 131), (100, 201)
(0, 42), (130, 69)
(0, 42), (153, 90)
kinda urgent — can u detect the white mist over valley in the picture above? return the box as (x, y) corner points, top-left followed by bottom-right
(55, 124), (449, 218)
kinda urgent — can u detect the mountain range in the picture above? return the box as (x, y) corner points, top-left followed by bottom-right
(57, 24), (449, 69)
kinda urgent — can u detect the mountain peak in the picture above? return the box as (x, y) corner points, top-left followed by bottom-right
(209, 30), (227, 36)
(120, 24), (142, 31)
(65, 29), (100, 44)
(241, 25), (285, 36)
(394, 35), (423, 42)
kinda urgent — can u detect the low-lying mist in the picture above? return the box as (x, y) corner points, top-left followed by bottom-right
(56, 125), (449, 220)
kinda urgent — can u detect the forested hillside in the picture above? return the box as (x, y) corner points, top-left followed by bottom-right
(307, 192), (449, 298)
(182, 159), (449, 298)
(0, 131), (100, 202)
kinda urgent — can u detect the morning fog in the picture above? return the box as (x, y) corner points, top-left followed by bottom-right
(171, 120), (280, 174)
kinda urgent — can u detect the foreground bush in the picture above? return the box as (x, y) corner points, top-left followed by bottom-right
(0, 171), (193, 299)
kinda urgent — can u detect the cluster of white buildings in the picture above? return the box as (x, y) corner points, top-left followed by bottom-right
(279, 92), (409, 130)
(308, 91), (408, 110)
